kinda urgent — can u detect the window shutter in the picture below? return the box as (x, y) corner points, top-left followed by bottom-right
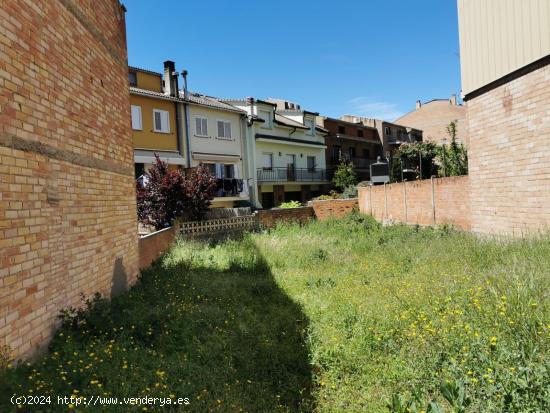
(201, 118), (208, 136)
(162, 111), (169, 132)
(224, 122), (231, 139)
(217, 121), (224, 138)
(195, 118), (202, 135)
(154, 111), (162, 131)
(131, 106), (142, 130)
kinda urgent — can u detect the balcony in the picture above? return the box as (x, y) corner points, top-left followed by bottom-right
(214, 178), (245, 198)
(331, 156), (378, 169)
(257, 168), (329, 183)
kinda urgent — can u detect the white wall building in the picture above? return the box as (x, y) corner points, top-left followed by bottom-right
(225, 97), (329, 208)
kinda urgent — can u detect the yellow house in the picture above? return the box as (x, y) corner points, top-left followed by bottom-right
(128, 63), (186, 177)
(128, 61), (250, 207)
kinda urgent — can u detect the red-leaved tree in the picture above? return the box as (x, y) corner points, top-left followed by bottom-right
(136, 155), (216, 230)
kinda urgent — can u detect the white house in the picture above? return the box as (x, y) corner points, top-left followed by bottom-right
(224, 97), (329, 208)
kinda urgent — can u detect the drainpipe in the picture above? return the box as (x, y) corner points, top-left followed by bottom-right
(181, 70), (192, 168)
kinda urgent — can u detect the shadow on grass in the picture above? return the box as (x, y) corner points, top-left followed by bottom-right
(0, 239), (313, 412)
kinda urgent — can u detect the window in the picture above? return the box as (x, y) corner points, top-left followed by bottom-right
(305, 120), (315, 135)
(131, 105), (142, 130)
(363, 148), (370, 159)
(307, 156), (316, 171)
(134, 163), (145, 179)
(217, 120), (232, 139)
(262, 153), (273, 170)
(259, 110), (271, 128)
(384, 126), (391, 136)
(153, 109), (170, 133)
(338, 125), (346, 135)
(357, 129), (364, 137)
(349, 147), (356, 158)
(224, 164), (235, 179)
(128, 71), (137, 86)
(397, 129), (402, 139)
(333, 145), (341, 160)
(195, 116), (208, 136)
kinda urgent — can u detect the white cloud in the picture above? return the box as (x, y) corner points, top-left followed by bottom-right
(348, 97), (404, 121)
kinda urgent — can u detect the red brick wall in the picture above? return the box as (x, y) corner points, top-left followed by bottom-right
(0, 0), (138, 359)
(310, 199), (358, 221)
(255, 207), (314, 228)
(139, 227), (176, 270)
(467, 64), (550, 236)
(358, 177), (471, 230)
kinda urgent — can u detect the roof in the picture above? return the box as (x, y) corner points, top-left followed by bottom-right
(322, 116), (378, 131)
(130, 87), (181, 102)
(182, 92), (245, 113)
(273, 113), (309, 129)
(128, 66), (162, 77)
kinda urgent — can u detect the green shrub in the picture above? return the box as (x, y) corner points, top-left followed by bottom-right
(278, 200), (302, 208)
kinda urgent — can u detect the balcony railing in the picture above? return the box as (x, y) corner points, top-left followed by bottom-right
(331, 156), (378, 168)
(257, 168), (329, 182)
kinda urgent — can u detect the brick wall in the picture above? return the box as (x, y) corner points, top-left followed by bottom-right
(0, 0), (138, 359)
(255, 207), (314, 228)
(139, 227), (176, 270)
(467, 64), (550, 235)
(396, 99), (468, 147)
(310, 198), (358, 221)
(358, 176), (471, 230)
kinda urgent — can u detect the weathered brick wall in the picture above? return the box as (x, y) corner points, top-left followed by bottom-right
(467, 64), (550, 236)
(256, 207), (314, 228)
(0, 0), (138, 359)
(358, 177), (471, 230)
(139, 227), (176, 270)
(310, 199), (358, 221)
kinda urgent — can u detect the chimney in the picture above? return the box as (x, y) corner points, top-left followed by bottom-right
(181, 70), (188, 99)
(163, 60), (178, 97)
(450, 94), (457, 105)
(416, 100), (422, 109)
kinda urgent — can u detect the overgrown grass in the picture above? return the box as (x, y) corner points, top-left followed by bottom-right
(2, 215), (550, 412)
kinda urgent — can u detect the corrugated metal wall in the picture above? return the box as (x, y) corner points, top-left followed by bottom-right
(457, 0), (550, 96)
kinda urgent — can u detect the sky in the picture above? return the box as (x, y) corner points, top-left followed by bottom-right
(125, 0), (462, 121)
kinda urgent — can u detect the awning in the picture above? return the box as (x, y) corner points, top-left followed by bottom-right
(192, 152), (241, 162)
(134, 150), (186, 165)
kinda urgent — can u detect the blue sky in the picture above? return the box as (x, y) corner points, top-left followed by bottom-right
(125, 0), (461, 121)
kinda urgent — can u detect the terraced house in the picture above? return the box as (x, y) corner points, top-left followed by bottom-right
(129, 61), (249, 207)
(225, 98), (329, 208)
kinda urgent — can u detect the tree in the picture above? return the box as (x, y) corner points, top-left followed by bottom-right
(184, 164), (218, 221)
(438, 120), (468, 177)
(390, 141), (439, 182)
(136, 155), (216, 230)
(332, 158), (358, 191)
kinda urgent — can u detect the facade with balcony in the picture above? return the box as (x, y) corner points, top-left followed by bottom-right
(129, 61), (250, 208)
(321, 116), (384, 181)
(224, 98), (329, 208)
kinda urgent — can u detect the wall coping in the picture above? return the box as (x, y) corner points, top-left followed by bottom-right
(139, 226), (173, 239)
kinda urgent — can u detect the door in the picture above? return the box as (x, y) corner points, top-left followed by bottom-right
(286, 154), (296, 181)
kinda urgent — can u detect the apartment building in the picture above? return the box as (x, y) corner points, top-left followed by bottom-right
(457, 0), (550, 235)
(395, 94), (468, 147)
(339, 115), (422, 155)
(129, 61), (249, 207)
(321, 117), (384, 181)
(225, 98), (329, 208)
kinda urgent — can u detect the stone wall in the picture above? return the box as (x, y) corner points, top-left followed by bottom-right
(310, 198), (358, 221)
(255, 207), (315, 228)
(467, 63), (550, 236)
(358, 177), (471, 230)
(0, 0), (137, 359)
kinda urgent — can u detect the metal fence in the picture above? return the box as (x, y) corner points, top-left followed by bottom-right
(257, 168), (329, 182)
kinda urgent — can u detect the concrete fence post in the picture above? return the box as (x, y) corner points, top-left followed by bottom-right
(431, 176), (436, 225)
(384, 183), (388, 220)
(369, 185), (373, 216)
(403, 180), (408, 223)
